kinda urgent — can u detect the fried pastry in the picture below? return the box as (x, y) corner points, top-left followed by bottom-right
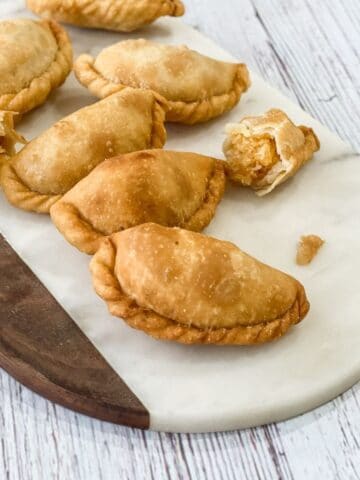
(74, 39), (250, 125)
(0, 19), (72, 114)
(0, 89), (167, 213)
(0, 111), (26, 172)
(27, 0), (185, 32)
(223, 109), (320, 195)
(90, 223), (310, 345)
(51, 150), (226, 254)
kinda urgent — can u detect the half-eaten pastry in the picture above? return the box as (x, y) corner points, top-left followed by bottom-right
(51, 150), (226, 254)
(0, 19), (72, 114)
(0, 111), (26, 172)
(74, 39), (250, 124)
(0, 89), (167, 213)
(27, 0), (185, 32)
(223, 109), (320, 195)
(90, 223), (310, 345)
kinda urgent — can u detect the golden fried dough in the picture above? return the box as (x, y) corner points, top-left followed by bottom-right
(74, 39), (250, 124)
(50, 150), (226, 254)
(90, 224), (310, 345)
(1, 89), (167, 213)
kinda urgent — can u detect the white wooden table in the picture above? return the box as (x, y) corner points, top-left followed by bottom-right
(1, 0), (360, 478)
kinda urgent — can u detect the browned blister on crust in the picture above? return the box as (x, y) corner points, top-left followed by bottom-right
(74, 39), (250, 125)
(223, 109), (320, 195)
(0, 19), (72, 114)
(27, 0), (185, 32)
(50, 150), (226, 254)
(90, 224), (310, 345)
(0, 89), (167, 213)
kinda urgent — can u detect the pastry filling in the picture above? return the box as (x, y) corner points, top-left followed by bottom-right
(226, 133), (281, 187)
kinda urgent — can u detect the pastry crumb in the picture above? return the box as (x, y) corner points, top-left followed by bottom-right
(296, 235), (325, 266)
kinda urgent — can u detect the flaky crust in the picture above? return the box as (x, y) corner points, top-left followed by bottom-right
(224, 109), (320, 195)
(0, 111), (26, 172)
(74, 40), (250, 125)
(0, 19), (72, 114)
(27, 0), (185, 32)
(50, 150), (226, 254)
(0, 89), (167, 213)
(90, 225), (310, 345)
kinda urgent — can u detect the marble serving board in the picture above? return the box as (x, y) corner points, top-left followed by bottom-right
(0, 13), (360, 433)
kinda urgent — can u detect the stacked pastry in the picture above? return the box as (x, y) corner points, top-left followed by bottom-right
(0, 3), (321, 345)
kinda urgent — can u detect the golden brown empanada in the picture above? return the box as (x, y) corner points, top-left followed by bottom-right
(74, 39), (250, 125)
(50, 150), (226, 254)
(27, 0), (185, 32)
(0, 111), (26, 172)
(223, 109), (320, 195)
(0, 89), (167, 213)
(0, 19), (72, 114)
(90, 223), (310, 345)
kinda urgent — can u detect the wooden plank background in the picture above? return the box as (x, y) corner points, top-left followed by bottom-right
(1, 0), (360, 478)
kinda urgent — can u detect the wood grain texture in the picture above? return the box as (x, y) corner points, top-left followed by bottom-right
(1, 0), (360, 479)
(185, 0), (360, 152)
(0, 234), (149, 429)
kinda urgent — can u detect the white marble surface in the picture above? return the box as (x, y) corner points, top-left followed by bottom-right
(1, 0), (360, 478)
